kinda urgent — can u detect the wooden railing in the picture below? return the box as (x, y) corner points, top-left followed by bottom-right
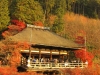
(27, 62), (88, 70)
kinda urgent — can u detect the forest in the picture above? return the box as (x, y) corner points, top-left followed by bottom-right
(1, 0), (100, 31)
(0, 0), (100, 75)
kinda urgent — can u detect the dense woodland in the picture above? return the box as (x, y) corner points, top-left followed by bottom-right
(0, 0), (100, 46)
(0, 0), (100, 74)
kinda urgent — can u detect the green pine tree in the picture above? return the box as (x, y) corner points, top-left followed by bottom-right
(38, 0), (55, 26)
(51, 0), (66, 33)
(53, 0), (66, 17)
(51, 17), (64, 33)
(0, 0), (10, 31)
(11, 0), (44, 24)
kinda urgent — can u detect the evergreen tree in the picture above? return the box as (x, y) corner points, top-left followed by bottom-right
(12, 0), (44, 24)
(84, 0), (100, 18)
(51, 0), (66, 33)
(66, 0), (73, 12)
(38, 0), (55, 19)
(38, 0), (55, 26)
(51, 17), (64, 34)
(8, 0), (17, 17)
(0, 0), (10, 31)
(53, 0), (66, 17)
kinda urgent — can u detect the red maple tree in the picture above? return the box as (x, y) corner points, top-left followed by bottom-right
(75, 30), (86, 45)
(2, 20), (26, 38)
(74, 48), (94, 67)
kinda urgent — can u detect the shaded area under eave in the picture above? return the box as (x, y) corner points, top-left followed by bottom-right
(8, 27), (83, 49)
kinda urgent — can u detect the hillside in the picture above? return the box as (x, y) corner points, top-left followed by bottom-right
(0, 0), (100, 75)
(63, 13), (100, 50)
(62, 13), (100, 64)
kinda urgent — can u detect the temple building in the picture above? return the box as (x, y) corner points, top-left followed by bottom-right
(9, 24), (83, 63)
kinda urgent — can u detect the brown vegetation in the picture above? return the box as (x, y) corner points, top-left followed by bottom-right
(63, 13), (100, 50)
(63, 13), (100, 65)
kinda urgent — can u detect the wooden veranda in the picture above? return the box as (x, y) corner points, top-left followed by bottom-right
(26, 62), (88, 71)
(8, 24), (87, 71)
(21, 45), (88, 71)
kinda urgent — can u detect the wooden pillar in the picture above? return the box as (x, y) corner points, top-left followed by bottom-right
(29, 45), (31, 59)
(29, 28), (33, 60)
(67, 51), (69, 61)
(62, 50), (64, 61)
(39, 49), (41, 60)
(50, 50), (52, 60)
(59, 50), (61, 62)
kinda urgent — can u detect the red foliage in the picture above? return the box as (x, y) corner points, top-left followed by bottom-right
(8, 42), (30, 67)
(61, 66), (100, 75)
(1, 41), (30, 67)
(0, 41), (43, 75)
(8, 25), (21, 31)
(9, 49), (21, 67)
(33, 21), (44, 27)
(2, 31), (11, 38)
(74, 48), (94, 67)
(2, 20), (26, 38)
(75, 30), (86, 45)
(11, 20), (26, 31)
(61, 68), (81, 75)
(81, 67), (98, 75)
(75, 36), (85, 45)
(0, 67), (17, 75)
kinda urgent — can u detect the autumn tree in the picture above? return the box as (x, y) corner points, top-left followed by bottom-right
(0, 0), (10, 31)
(75, 30), (86, 46)
(51, 0), (66, 34)
(2, 20), (26, 38)
(11, 0), (44, 24)
(0, 39), (30, 69)
(74, 48), (94, 67)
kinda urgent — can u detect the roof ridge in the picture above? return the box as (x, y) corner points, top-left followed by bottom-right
(27, 24), (50, 30)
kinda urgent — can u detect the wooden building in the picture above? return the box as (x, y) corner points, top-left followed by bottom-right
(9, 24), (83, 62)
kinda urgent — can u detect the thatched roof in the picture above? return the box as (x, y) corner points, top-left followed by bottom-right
(9, 25), (83, 49)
